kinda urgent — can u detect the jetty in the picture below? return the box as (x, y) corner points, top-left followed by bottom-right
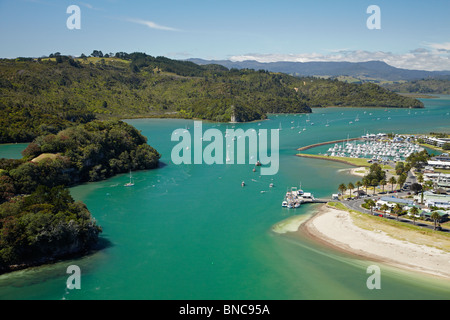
(281, 186), (329, 209)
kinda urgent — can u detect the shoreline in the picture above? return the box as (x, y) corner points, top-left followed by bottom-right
(283, 204), (450, 280)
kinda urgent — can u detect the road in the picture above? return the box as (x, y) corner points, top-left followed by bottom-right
(339, 192), (450, 233)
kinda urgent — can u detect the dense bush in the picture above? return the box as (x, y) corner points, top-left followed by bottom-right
(0, 185), (101, 272)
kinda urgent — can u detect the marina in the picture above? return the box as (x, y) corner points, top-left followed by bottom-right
(321, 134), (425, 162)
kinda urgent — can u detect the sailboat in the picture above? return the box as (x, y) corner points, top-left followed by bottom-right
(124, 170), (134, 187)
(278, 122), (282, 131)
(325, 120), (330, 127)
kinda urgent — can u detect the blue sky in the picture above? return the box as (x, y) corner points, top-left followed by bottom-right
(0, 0), (449, 70)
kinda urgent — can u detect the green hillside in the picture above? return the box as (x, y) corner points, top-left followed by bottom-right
(382, 79), (450, 95)
(0, 53), (423, 143)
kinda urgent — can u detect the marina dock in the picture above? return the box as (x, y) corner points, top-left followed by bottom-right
(281, 186), (329, 208)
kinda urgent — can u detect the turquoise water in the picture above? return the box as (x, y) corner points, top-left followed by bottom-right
(0, 97), (449, 300)
(0, 143), (28, 159)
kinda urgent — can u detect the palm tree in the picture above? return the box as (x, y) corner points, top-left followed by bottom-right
(338, 183), (347, 200)
(417, 173), (424, 185)
(430, 211), (441, 230)
(347, 182), (354, 199)
(389, 176), (397, 193)
(362, 178), (370, 196)
(355, 181), (362, 198)
(380, 179), (386, 193)
(409, 206), (419, 225)
(365, 199), (376, 215)
(416, 173), (424, 204)
(398, 173), (407, 190)
(393, 203), (403, 220)
(380, 203), (389, 218)
(371, 179), (378, 195)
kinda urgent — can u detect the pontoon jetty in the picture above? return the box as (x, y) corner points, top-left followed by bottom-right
(281, 185), (326, 209)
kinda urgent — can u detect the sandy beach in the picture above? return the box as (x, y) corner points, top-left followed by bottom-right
(339, 167), (368, 177)
(294, 204), (450, 280)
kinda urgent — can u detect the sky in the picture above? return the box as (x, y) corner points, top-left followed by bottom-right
(0, 0), (449, 71)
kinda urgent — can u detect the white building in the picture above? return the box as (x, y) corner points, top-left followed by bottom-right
(427, 160), (450, 170)
(415, 191), (450, 209)
(423, 172), (450, 189)
(424, 136), (450, 148)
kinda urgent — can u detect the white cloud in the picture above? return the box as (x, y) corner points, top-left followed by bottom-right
(127, 18), (180, 32)
(426, 42), (450, 52)
(229, 48), (450, 71)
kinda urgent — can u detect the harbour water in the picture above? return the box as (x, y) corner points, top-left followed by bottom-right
(0, 96), (449, 300)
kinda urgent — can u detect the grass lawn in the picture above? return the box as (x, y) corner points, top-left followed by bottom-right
(297, 153), (392, 170)
(31, 153), (60, 163)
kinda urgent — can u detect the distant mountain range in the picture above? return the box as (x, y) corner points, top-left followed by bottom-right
(188, 59), (450, 83)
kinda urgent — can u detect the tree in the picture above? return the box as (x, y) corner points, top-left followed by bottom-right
(416, 173), (425, 203)
(409, 206), (419, 225)
(430, 211), (441, 230)
(410, 183), (422, 194)
(417, 173), (424, 184)
(398, 173), (407, 189)
(347, 182), (354, 199)
(338, 183), (347, 200)
(365, 199), (376, 215)
(362, 177), (370, 195)
(355, 181), (362, 198)
(389, 176), (397, 193)
(371, 179), (378, 195)
(393, 203), (403, 220)
(380, 179), (386, 193)
(395, 162), (405, 175)
(91, 50), (103, 58)
(380, 203), (389, 218)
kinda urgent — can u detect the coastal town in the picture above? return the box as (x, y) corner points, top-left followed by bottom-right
(332, 134), (450, 232)
(295, 132), (450, 232)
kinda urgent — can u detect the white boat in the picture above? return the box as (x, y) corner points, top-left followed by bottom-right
(124, 170), (134, 187)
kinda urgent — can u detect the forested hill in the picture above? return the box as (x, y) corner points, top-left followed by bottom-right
(381, 78), (450, 95)
(0, 53), (423, 143)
